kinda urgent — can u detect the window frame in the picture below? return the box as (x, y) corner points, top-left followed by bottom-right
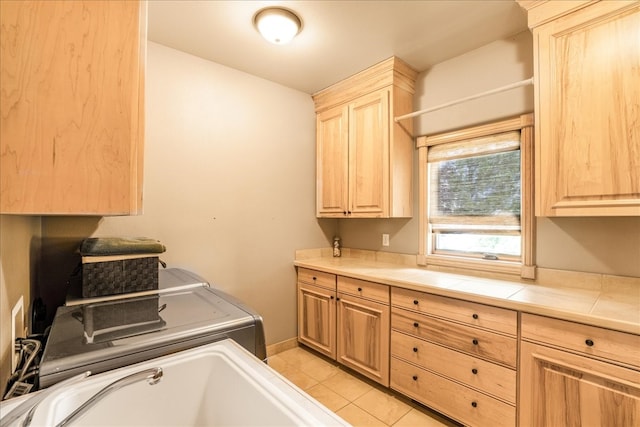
(416, 113), (536, 279)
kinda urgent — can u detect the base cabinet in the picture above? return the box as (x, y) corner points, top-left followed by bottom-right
(337, 280), (390, 386)
(297, 269), (336, 358)
(520, 313), (640, 427)
(297, 269), (390, 386)
(520, 341), (640, 426)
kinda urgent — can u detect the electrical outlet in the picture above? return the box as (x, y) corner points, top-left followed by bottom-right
(11, 296), (24, 372)
(382, 234), (390, 247)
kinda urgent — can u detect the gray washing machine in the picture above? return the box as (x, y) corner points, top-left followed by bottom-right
(38, 268), (266, 389)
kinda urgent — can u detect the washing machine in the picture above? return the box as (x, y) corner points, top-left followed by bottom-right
(38, 268), (266, 389)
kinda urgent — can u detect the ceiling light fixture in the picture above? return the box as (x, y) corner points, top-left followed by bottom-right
(253, 7), (302, 45)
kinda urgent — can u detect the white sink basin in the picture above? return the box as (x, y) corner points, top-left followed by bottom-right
(1, 339), (349, 426)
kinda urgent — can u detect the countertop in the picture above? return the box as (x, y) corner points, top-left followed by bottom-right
(294, 249), (640, 335)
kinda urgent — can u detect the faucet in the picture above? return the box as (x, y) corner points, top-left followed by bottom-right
(54, 367), (163, 427)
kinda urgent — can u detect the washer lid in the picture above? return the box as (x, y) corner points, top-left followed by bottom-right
(40, 286), (255, 378)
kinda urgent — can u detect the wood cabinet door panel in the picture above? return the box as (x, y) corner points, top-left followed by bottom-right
(0, 0), (145, 214)
(297, 283), (336, 359)
(348, 90), (389, 216)
(337, 293), (389, 386)
(535, 3), (640, 216)
(316, 105), (349, 217)
(520, 341), (640, 427)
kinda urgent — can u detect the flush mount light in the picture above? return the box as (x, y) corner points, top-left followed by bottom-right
(253, 7), (302, 45)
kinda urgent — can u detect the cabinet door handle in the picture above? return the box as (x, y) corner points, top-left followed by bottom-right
(412, 375), (418, 381)
(472, 313), (479, 319)
(343, 211), (347, 215)
(471, 401), (478, 408)
(330, 296), (334, 299)
(336, 297), (340, 301)
(585, 339), (594, 347)
(471, 368), (478, 375)
(413, 322), (419, 328)
(472, 339), (479, 345)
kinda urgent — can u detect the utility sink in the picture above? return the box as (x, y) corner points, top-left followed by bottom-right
(0, 339), (349, 426)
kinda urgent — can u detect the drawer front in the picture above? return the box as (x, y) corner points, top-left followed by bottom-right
(338, 276), (389, 304)
(392, 308), (517, 367)
(522, 313), (640, 368)
(392, 287), (517, 336)
(298, 268), (336, 290)
(391, 331), (516, 404)
(391, 358), (516, 427)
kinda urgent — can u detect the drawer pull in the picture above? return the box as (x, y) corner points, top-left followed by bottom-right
(471, 401), (478, 408)
(357, 287), (362, 292)
(472, 339), (479, 345)
(471, 368), (478, 375)
(312, 277), (317, 281)
(413, 322), (419, 328)
(472, 313), (479, 319)
(413, 300), (419, 305)
(585, 339), (594, 347)
(412, 375), (418, 381)
(413, 347), (418, 353)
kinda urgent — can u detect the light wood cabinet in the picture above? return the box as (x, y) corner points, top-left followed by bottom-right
(520, 313), (640, 426)
(313, 57), (417, 218)
(0, 0), (146, 215)
(518, 0), (640, 216)
(297, 268), (336, 359)
(337, 277), (390, 386)
(297, 269), (390, 386)
(390, 287), (518, 427)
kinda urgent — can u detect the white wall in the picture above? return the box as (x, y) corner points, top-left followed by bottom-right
(41, 42), (335, 345)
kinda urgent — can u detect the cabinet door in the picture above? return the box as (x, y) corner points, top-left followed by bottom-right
(337, 293), (390, 386)
(0, 0), (146, 215)
(316, 105), (349, 217)
(348, 90), (390, 217)
(297, 283), (336, 359)
(534, 2), (640, 216)
(520, 341), (640, 426)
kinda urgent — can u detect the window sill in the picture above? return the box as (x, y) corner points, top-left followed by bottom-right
(418, 253), (536, 280)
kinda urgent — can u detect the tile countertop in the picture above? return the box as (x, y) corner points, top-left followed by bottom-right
(293, 249), (640, 336)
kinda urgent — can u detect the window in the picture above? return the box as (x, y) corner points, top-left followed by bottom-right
(417, 114), (535, 278)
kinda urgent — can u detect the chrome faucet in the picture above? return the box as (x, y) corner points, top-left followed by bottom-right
(54, 367), (163, 427)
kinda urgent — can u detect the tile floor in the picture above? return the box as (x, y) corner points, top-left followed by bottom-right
(268, 345), (461, 427)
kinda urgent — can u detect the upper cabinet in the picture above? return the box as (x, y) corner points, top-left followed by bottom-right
(0, 0), (147, 215)
(518, 0), (640, 216)
(313, 57), (417, 218)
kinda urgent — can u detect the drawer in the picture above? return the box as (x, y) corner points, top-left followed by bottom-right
(338, 276), (389, 304)
(391, 331), (516, 404)
(521, 313), (640, 369)
(297, 268), (336, 290)
(391, 357), (516, 427)
(392, 287), (517, 336)
(392, 308), (517, 367)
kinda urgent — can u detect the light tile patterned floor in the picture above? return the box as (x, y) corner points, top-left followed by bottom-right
(268, 346), (461, 427)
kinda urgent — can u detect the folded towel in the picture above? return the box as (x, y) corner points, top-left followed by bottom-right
(80, 237), (166, 256)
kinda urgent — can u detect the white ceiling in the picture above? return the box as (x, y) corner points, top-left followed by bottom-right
(148, 1), (529, 94)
